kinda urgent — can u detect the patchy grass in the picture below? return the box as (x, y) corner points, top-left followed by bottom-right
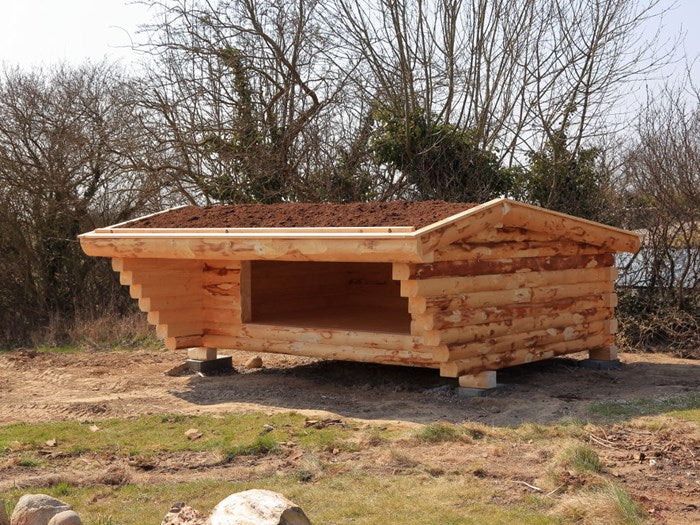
(415, 423), (462, 443)
(17, 456), (41, 468)
(1, 475), (557, 525)
(553, 482), (648, 524)
(555, 442), (604, 474)
(0, 413), (394, 458)
(589, 393), (700, 421)
(223, 434), (279, 461)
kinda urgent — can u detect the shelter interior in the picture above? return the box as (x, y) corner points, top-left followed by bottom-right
(249, 261), (410, 334)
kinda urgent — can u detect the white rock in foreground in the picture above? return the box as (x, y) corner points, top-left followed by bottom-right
(47, 510), (81, 525)
(209, 490), (310, 525)
(10, 494), (72, 525)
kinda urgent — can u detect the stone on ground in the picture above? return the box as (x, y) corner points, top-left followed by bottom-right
(10, 494), (72, 525)
(47, 510), (81, 525)
(161, 502), (207, 525)
(245, 356), (263, 369)
(209, 489), (310, 525)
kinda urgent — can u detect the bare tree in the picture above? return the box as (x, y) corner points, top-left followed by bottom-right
(0, 63), (158, 346)
(613, 75), (699, 356)
(332, 0), (673, 161)
(138, 0), (374, 203)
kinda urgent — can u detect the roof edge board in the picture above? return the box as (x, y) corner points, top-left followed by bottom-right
(78, 231), (418, 240)
(94, 225), (416, 235)
(103, 205), (189, 229)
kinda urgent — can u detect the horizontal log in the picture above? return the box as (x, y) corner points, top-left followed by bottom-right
(421, 307), (612, 345)
(530, 281), (615, 302)
(440, 332), (615, 377)
(139, 294), (202, 312)
(201, 322), (438, 354)
(408, 281), (614, 315)
(433, 240), (607, 262)
(409, 288), (530, 314)
(119, 270), (200, 286)
(402, 267), (618, 297)
(156, 322), (203, 338)
(413, 293), (617, 331)
(81, 235), (425, 263)
(393, 254), (614, 280)
(434, 319), (613, 362)
(147, 309), (204, 326)
(202, 282), (240, 297)
(202, 272), (241, 287)
(165, 334), (203, 351)
(112, 258), (202, 272)
(203, 307), (243, 324)
(130, 282), (201, 300)
(202, 335), (439, 368)
(203, 294), (243, 310)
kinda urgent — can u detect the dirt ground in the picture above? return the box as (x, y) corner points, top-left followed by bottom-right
(1, 348), (698, 523)
(1, 348), (696, 426)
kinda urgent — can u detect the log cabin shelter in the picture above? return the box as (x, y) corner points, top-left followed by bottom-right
(79, 197), (641, 391)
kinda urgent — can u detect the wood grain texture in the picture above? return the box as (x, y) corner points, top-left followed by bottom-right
(401, 267), (618, 297)
(440, 332), (615, 377)
(393, 253), (614, 280)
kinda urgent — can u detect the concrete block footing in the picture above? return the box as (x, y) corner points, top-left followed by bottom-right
(186, 356), (233, 374)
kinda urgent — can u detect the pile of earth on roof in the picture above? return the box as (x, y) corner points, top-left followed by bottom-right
(122, 201), (479, 229)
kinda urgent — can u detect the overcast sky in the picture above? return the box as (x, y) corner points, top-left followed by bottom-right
(0, 0), (698, 85)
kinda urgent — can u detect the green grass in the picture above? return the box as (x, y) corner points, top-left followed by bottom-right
(415, 423), (462, 443)
(589, 393), (700, 421)
(0, 474), (557, 525)
(554, 482), (648, 525)
(556, 442), (604, 473)
(223, 434), (279, 461)
(0, 413), (396, 460)
(606, 482), (648, 524)
(17, 456), (41, 467)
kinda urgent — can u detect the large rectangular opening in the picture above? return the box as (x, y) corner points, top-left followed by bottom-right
(250, 261), (410, 334)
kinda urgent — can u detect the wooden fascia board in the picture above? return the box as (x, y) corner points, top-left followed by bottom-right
(79, 231), (426, 263)
(95, 226), (416, 234)
(103, 205), (189, 229)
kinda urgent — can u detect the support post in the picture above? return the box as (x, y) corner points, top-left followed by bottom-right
(186, 346), (233, 374)
(580, 345), (621, 370)
(588, 345), (618, 361)
(187, 347), (217, 361)
(457, 371), (498, 397)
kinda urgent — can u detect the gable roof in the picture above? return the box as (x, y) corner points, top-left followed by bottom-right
(80, 198), (641, 263)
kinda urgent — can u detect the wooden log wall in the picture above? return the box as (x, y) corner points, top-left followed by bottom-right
(112, 258), (430, 368)
(112, 258), (247, 351)
(395, 227), (619, 378)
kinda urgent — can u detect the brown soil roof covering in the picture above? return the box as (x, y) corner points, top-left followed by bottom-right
(123, 201), (479, 229)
